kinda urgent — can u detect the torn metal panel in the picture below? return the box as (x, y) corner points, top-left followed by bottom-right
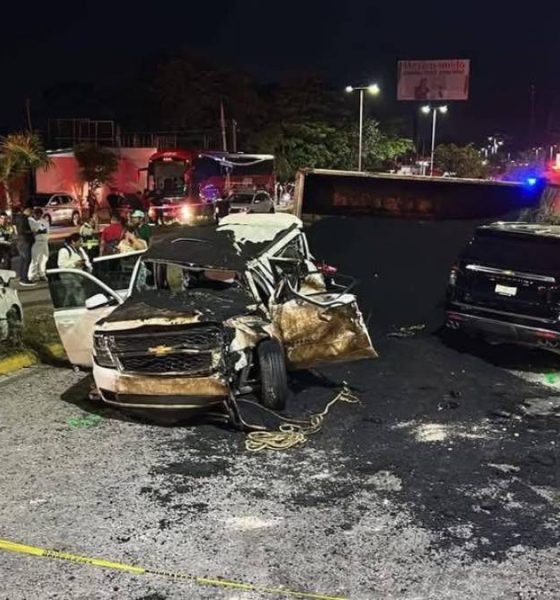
(271, 296), (377, 370)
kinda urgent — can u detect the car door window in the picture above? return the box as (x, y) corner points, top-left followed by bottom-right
(93, 252), (145, 292)
(48, 271), (119, 310)
(48, 197), (60, 206)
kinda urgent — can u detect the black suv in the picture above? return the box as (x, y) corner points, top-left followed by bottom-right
(446, 222), (560, 351)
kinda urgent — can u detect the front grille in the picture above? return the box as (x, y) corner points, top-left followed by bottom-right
(119, 352), (213, 376)
(109, 324), (223, 375)
(112, 325), (223, 353)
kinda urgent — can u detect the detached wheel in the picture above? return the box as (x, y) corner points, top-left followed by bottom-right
(257, 338), (289, 410)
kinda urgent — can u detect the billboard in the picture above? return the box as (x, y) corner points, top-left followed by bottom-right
(397, 59), (470, 101)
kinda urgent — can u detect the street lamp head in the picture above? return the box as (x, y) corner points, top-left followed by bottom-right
(367, 83), (380, 95)
(421, 105), (431, 114)
(345, 85), (353, 93)
(439, 105), (448, 114)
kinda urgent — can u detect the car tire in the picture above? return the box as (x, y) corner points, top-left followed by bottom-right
(6, 307), (22, 344)
(71, 212), (81, 227)
(257, 338), (289, 411)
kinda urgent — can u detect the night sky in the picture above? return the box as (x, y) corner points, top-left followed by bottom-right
(2, 0), (560, 142)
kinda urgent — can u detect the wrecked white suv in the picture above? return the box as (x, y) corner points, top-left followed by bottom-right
(47, 214), (375, 419)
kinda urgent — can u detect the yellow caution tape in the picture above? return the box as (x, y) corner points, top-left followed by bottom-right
(0, 538), (347, 600)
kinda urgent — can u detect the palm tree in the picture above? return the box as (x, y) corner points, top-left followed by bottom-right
(0, 132), (51, 211)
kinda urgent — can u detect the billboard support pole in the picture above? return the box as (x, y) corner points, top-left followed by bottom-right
(430, 108), (437, 177)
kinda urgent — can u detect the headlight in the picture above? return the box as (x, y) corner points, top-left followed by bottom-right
(180, 205), (194, 222)
(93, 334), (115, 368)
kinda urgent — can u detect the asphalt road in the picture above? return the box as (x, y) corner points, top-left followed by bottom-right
(0, 331), (558, 599)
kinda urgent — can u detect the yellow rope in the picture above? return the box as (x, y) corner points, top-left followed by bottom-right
(244, 384), (359, 451)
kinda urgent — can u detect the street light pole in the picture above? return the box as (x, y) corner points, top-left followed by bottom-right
(430, 108), (437, 176)
(422, 105), (448, 176)
(345, 83), (380, 172)
(358, 89), (364, 171)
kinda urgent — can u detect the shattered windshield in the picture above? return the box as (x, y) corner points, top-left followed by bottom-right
(133, 260), (239, 295)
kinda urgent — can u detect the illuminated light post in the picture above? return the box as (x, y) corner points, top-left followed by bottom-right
(346, 83), (381, 171)
(421, 105), (448, 176)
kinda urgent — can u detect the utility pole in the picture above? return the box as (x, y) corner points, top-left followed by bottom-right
(25, 98), (33, 131)
(220, 99), (227, 152)
(231, 119), (237, 153)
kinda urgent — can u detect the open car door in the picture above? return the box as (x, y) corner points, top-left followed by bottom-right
(269, 265), (377, 370)
(46, 252), (144, 368)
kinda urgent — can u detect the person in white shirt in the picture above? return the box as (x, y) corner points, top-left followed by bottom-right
(28, 208), (50, 282)
(57, 233), (92, 271)
(57, 233), (93, 307)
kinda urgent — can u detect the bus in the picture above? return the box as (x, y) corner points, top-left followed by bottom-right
(144, 150), (275, 223)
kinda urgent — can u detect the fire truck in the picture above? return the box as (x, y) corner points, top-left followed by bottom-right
(144, 150), (275, 223)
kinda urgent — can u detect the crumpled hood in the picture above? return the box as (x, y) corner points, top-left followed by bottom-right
(98, 287), (257, 330)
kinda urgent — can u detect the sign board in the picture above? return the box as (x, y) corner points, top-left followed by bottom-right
(397, 59), (470, 101)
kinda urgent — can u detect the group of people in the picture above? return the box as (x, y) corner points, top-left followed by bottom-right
(0, 203), (153, 287)
(57, 209), (152, 272)
(0, 206), (50, 286)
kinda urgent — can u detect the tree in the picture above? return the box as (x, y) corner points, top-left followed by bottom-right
(74, 144), (119, 203)
(248, 118), (413, 181)
(0, 132), (51, 210)
(434, 143), (488, 178)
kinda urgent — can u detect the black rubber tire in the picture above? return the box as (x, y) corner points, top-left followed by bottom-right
(6, 307), (22, 344)
(71, 212), (81, 226)
(257, 338), (289, 410)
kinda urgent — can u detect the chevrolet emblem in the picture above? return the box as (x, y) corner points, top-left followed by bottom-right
(148, 345), (173, 357)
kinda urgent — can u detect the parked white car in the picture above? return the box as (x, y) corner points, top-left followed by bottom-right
(0, 270), (23, 341)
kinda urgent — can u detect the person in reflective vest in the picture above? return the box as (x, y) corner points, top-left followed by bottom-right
(0, 212), (15, 270)
(79, 215), (100, 262)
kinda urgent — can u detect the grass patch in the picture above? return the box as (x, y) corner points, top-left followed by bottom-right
(0, 306), (65, 364)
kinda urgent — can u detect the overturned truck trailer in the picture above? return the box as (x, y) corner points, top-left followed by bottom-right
(293, 169), (542, 220)
(296, 170), (545, 333)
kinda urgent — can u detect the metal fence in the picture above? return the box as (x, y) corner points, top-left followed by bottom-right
(47, 119), (222, 150)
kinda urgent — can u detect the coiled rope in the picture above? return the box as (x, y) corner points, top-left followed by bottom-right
(239, 383), (359, 451)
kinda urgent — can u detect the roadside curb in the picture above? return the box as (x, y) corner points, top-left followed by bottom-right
(0, 343), (67, 377)
(0, 352), (38, 376)
(28, 342), (67, 365)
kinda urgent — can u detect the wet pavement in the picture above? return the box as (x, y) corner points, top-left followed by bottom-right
(0, 331), (558, 599)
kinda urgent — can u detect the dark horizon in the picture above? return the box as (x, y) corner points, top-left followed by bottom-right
(2, 0), (560, 146)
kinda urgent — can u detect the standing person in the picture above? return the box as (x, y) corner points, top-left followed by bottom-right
(106, 188), (120, 213)
(117, 225), (148, 254)
(131, 210), (152, 246)
(57, 233), (92, 271)
(79, 215), (100, 262)
(87, 191), (97, 219)
(0, 212), (15, 270)
(99, 213), (124, 256)
(28, 208), (50, 282)
(13, 206), (36, 287)
(57, 233), (92, 307)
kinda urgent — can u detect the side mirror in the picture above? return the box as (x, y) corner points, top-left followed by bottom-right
(0, 270), (17, 286)
(85, 293), (110, 310)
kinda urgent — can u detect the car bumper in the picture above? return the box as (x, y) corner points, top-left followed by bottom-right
(93, 363), (229, 411)
(446, 309), (560, 347)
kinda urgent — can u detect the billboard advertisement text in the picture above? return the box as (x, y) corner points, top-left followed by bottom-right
(397, 59), (470, 101)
